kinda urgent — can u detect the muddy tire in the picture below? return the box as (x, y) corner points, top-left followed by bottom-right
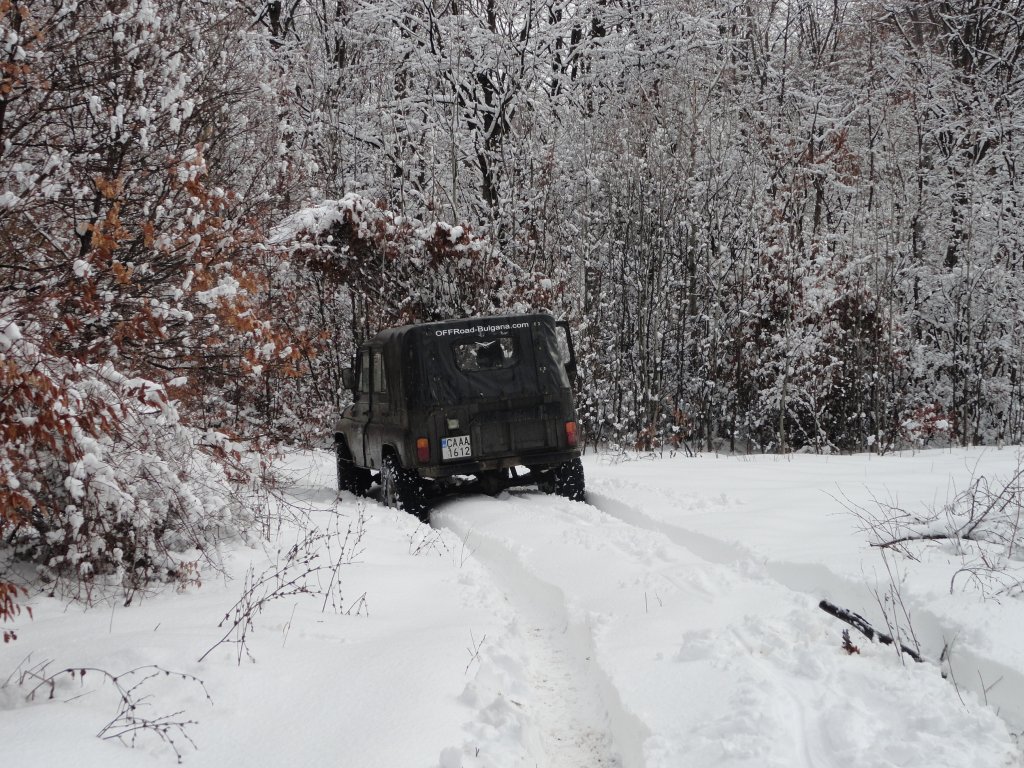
(552, 457), (585, 502)
(380, 453), (429, 521)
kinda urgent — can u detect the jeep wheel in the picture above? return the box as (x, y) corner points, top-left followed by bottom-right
(380, 453), (429, 521)
(336, 438), (371, 496)
(552, 457), (585, 502)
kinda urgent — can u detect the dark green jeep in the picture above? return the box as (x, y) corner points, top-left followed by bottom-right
(333, 314), (585, 518)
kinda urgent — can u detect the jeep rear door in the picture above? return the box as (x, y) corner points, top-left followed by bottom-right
(416, 324), (542, 405)
(415, 319), (571, 461)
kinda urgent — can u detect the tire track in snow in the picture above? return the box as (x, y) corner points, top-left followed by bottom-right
(521, 622), (621, 768)
(722, 624), (845, 768)
(586, 480), (898, 607)
(433, 493), (648, 768)
(505, 490), (851, 768)
(585, 479), (1024, 735)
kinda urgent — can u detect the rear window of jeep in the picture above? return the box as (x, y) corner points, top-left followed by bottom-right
(453, 337), (518, 372)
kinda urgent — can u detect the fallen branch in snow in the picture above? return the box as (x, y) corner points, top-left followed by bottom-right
(818, 600), (924, 663)
(869, 549), (923, 665)
(319, 506), (368, 613)
(407, 523), (449, 557)
(198, 540), (322, 665)
(464, 630), (487, 674)
(841, 459), (1024, 598)
(199, 509), (369, 664)
(16, 659), (211, 763)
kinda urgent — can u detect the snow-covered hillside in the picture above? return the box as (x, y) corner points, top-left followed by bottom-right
(3, 448), (1023, 767)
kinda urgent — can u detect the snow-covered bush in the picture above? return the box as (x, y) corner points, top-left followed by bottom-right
(0, 321), (257, 601)
(0, 2), (289, 616)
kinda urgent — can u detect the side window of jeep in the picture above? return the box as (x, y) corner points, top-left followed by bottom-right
(373, 352), (387, 395)
(358, 350), (371, 395)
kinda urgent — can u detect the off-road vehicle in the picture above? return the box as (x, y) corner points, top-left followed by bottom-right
(333, 313), (584, 518)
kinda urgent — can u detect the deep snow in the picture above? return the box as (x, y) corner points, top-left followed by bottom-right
(2, 448), (1023, 767)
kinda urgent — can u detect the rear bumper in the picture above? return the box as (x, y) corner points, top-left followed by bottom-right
(417, 447), (580, 479)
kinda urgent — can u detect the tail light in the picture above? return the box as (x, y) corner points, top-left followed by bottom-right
(565, 421), (578, 447)
(416, 437), (430, 463)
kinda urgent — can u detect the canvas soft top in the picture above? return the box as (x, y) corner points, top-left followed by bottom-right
(368, 314), (569, 405)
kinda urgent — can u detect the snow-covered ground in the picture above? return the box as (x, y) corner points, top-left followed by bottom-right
(3, 448), (1023, 767)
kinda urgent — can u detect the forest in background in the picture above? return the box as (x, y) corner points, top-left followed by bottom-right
(1, 1), (1023, 609)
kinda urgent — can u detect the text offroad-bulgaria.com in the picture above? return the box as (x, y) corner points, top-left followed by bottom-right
(434, 322), (529, 337)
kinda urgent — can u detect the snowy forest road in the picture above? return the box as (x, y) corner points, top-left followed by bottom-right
(429, 454), (1023, 768)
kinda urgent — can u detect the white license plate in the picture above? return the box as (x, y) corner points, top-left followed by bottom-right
(441, 435), (472, 461)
